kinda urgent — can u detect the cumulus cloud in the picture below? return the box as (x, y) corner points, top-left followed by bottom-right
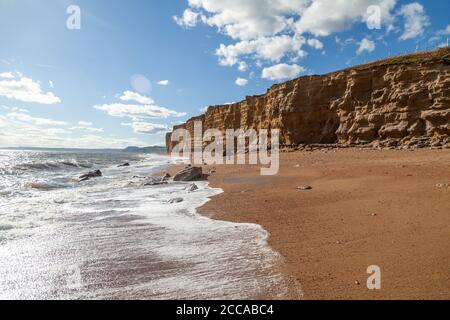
(6, 112), (67, 126)
(121, 122), (169, 134)
(398, 3), (429, 41)
(176, 0), (398, 75)
(174, 8), (200, 28)
(0, 72), (15, 79)
(119, 90), (154, 104)
(356, 38), (376, 54)
(295, 0), (396, 36)
(238, 61), (248, 72)
(157, 80), (169, 86)
(216, 34), (306, 67)
(0, 112), (147, 149)
(235, 78), (248, 86)
(262, 63), (304, 81)
(94, 103), (186, 119)
(307, 38), (324, 49)
(0, 76), (61, 104)
(180, 0), (308, 41)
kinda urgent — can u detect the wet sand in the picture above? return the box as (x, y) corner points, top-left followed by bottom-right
(169, 148), (450, 300)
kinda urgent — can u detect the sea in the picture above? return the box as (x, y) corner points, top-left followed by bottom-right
(0, 150), (284, 299)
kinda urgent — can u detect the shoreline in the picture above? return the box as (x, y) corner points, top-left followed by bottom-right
(167, 148), (450, 299)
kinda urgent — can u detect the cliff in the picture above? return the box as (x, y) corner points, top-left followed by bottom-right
(166, 48), (450, 152)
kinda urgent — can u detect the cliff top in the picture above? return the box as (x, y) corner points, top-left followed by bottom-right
(190, 47), (450, 118)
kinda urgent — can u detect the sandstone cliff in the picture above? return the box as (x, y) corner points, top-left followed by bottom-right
(166, 48), (450, 152)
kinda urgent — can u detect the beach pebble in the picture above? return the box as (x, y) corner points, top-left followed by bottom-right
(297, 185), (312, 190)
(435, 183), (449, 188)
(355, 280), (361, 285)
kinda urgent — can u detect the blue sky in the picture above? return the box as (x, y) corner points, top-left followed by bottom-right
(0, 0), (448, 148)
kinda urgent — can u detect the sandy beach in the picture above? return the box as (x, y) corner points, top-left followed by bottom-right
(168, 148), (450, 300)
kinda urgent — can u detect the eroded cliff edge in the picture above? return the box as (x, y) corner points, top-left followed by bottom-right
(167, 48), (450, 152)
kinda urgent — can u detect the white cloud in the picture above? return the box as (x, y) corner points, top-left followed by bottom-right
(0, 72), (15, 79)
(262, 63), (304, 81)
(356, 38), (376, 55)
(181, 0), (308, 41)
(176, 0), (398, 75)
(49, 80), (54, 88)
(235, 77), (248, 86)
(0, 113), (148, 149)
(6, 112), (67, 126)
(157, 80), (170, 86)
(216, 34), (306, 67)
(78, 121), (93, 126)
(436, 25), (450, 36)
(307, 39), (323, 50)
(94, 103), (186, 119)
(174, 8), (200, 28)
(0, 76), (61, 104)
(70, 126), (104, 133)
(295, 0), (396, 36)
(121, 122), (169, 134)
(177, 0), (397, 39)
(238, 61), (248, 72)
(398, 3), (429, 41)
(119, 90), (154, 104)
(307, 38), (324, 49)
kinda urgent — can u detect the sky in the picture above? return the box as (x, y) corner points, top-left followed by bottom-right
(0, 0), (449, 148)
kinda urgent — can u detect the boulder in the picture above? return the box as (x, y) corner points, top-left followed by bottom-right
(173, 167), (202, 182)
(185, 183), (199, 192)
(79, 170), (102, 182)
(168, 198), (184, 204)
(143, 177), (168, 186)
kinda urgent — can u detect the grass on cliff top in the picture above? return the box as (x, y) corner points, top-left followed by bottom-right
(354, 47), (450, 70)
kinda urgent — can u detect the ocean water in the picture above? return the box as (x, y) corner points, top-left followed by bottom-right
(0, 150), (285, 299)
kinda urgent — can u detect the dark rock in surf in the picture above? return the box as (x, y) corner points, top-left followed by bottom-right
(118, 162), (130, 167)
(185, 183), (199, 192)
(168, 198), (184, 204)
(79, 170), (102, 182)
(173, 167), (202, 182)
(143, 176), (168, 186)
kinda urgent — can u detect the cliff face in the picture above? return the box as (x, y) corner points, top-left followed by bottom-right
(167, 48), (450, 152)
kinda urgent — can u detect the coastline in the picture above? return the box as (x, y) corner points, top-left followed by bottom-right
(167, 148), (450, 300)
